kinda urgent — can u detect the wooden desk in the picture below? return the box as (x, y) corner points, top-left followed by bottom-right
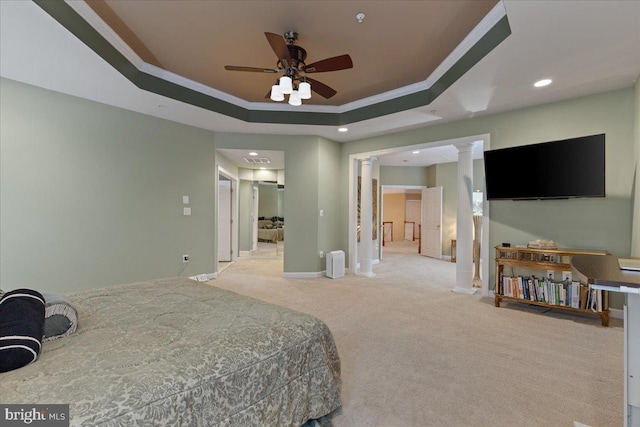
(572, 254), (640, 427)
(572, 254), (640, 290)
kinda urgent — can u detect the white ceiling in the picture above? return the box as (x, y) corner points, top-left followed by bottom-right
(1, 1), (639, 169)
(217, 149), (285, 170)
(377, 141), (485, 167)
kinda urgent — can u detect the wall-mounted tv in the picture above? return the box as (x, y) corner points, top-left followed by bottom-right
(484, 134), (605, 200)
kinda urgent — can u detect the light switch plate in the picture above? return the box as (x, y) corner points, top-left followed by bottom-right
(183, 196), (189, 204)
(183, 207), (191, 216)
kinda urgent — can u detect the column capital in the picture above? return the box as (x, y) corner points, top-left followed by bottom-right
(361, 156), (377, 165)
(454, 142), (475, 153)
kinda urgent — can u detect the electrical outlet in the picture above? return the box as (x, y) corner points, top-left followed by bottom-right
(182, 254), (190, 263)
(319, 251), (324, 258)
(546, 270), (554, 281)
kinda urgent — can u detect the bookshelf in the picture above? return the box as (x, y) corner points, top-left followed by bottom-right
(494, 246), (611, 326)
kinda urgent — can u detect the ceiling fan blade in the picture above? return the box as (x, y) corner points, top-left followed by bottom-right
(304, 54), (353, 73)
(265, 32), (291, 67)
(305, 77), (337, 99)
(224, 65), (278, 73)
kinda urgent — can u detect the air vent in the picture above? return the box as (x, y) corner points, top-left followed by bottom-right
(244, 157), (271, 164)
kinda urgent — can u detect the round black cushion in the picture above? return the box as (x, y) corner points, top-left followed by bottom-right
(0, 288), (45, 373)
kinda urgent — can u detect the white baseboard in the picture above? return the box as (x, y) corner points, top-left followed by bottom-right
(239, 251), (252, 256)
(609, 308), (623, 320)
(283, 271), (325, 279)
(443, 255), (452, 261)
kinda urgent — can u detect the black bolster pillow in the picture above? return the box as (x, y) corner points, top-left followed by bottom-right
(0, 288), (45, 373)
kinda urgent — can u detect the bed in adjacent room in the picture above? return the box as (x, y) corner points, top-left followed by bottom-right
(257, 219), (284, 243)
(0, 277), (341, 426)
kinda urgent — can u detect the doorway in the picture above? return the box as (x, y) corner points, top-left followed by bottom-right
(348, 135), (491, 296)
(218, 176), (232, 262)
(380, 185), (442, 260)
(217, 168), (238, 275)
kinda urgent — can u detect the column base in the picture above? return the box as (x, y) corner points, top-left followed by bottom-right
(452, 287), (478, 295)
(357, 271), (376, 278)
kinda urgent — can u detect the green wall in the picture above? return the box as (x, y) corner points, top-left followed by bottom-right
(278, 190), (284, 217)
(0, 78), (217, 292)
(631, 76), (640, 256)
(380, 166), (429, 186)
(216, 151), (239, 179)
(3, 75), (637, 298)
(317, 137), (342, 270)
(213, 133), (341, 274)
(238, 180), (253, 252)
(431, 159), (485, 255)
(258, 184), (279, 218)
(340, 88), (635, 302)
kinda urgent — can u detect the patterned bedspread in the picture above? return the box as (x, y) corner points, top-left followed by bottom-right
(0, 277), (341, 426)
(257, 228), (284, 243)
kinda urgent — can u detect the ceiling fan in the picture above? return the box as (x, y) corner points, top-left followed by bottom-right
(224, 31), (353, 105)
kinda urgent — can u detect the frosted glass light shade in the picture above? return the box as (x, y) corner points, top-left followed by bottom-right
(270, 84), (284, 101)
(279, 76), (293, 94)
(299, 81), (311, 99)
(288, 90), (302, 106)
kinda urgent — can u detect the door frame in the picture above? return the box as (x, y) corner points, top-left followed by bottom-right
(252, 185), (259, 252)
(348, 134), (491, 296)
(218, 177), (232, 262)
(215, 166), (238, 275)
(380, 185), (426, 259)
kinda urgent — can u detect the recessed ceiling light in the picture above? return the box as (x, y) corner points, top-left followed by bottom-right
(412, 151), (420, 154)
(259, 167), (266, 170)
(534, 79), (552, 88)
(338, 127), (348, 132)
(249, 152), (258, 156)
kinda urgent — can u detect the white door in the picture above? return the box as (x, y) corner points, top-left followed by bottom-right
(421, 186), (443, 258)
(252, 186), (259, 252)
(218, 180), (232, 262)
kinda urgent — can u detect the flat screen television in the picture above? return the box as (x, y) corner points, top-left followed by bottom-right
(484, 134), (605, 200)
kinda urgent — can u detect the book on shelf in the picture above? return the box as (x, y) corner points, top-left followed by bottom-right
(499, 275), (606, 312)
(571, 281), (580, 309)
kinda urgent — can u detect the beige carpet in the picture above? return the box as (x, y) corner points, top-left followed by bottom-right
(211, 241), (623, 427)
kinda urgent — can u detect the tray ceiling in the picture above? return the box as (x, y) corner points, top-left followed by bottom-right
(86, 0), (498, 106)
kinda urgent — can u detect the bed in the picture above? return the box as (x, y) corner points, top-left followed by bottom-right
(257, 220), (284, 243)
(0, 277), (341, 426)
(257, 227), (280, 243)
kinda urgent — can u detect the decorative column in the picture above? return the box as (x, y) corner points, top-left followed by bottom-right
(358, 157), (376, 277)
(472, 213), (483, 288)
(453, 143), (475, 294)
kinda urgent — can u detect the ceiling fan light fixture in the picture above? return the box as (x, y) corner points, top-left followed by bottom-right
(270, 84), (285, 101)
(288, 90), (302, 106)
(279, 76), (293, 94)
(299, 81), (312, 99)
